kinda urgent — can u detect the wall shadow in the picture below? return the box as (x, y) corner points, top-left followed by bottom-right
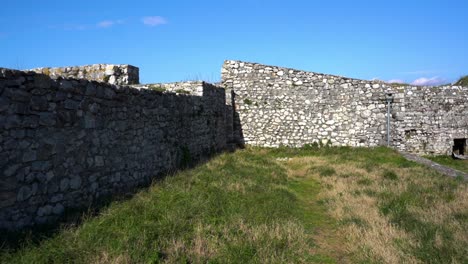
(0, 74), (247, 251)
(0, 147), (226, 251)
(230, 89), (245, 148)
(0, 69), (247, 249)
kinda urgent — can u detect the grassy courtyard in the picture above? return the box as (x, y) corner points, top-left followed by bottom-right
(1, 147), (467, 263)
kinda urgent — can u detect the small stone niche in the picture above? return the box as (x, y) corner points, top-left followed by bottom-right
(453, 138), (467, 155)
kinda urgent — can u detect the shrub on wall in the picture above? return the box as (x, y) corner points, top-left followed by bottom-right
(455, 76), (468, 86)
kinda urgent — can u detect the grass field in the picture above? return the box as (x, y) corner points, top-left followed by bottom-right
(1, 147), (467, 263)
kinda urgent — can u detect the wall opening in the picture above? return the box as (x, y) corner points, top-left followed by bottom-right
(453, 138), (467, 155)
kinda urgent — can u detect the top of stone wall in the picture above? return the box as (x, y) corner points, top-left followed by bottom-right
(132, 81), (205, 96)
(29, 64), (139, 85)
(222, 60), (468, 90)
(132, 81), (225, 97)
(0, 67), (140, 98)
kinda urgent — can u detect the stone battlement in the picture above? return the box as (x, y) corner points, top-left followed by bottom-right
(29, 64), (139, 85)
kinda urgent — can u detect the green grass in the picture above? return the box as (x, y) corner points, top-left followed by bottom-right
(0, 149), (332, 263)
(1, 146), (466, 263)
(379, 180), (466, 263)
(243, 98), (253, 105)
(382, 169), (398, 180)
(426, 155), (468, 174)
(357, 178), (373, 186)
(175, 89), (191, 94)
(287, 178), (337, 263)
(148, 84), (166, 92)
(316, 166), (336, 177)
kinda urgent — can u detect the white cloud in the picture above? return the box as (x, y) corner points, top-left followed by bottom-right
(399, 70), (436, 75)
(387, 79), (405, 84)
(411, 77), (446, 86)
(97, 20), (115, 28)
(64, 24), (88, 31)
(142, 16), (167, 27)
(97, 19), (125, 28)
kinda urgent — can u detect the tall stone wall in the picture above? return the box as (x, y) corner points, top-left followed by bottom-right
(0, 68), (227, 230)
(221, 60), (468, 154)
(30, 64), (139, 85)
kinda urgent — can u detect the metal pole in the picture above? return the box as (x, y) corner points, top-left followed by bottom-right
(386, 93), (393, 147)
(387, 100), (390, 146)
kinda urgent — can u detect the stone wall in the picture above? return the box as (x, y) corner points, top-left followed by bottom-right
(133, 81), (240, 148)
(221, 60), (468, 154)
(0, 68), (228, 230)
(391, 86), (468, 154)
(30, 64), (139, 85)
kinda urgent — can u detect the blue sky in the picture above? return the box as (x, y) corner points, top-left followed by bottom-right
(1, 0), (467, 85)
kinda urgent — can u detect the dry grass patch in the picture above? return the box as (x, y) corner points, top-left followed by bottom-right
(281, 147), (467, 263)
(92, 252), (131, 264)
(286, 156), (419, 263)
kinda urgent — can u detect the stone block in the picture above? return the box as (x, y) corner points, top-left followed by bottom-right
(69, 176), (82, 189)
(52, 203), (64, 215)
(31, 96), (49, 111)
(22, 151), (37, 163)
(17, 186), (32, 201)
(60, 178), (69, 192)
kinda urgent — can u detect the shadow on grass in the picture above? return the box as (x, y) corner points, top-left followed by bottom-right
(0, 147), (234, 252)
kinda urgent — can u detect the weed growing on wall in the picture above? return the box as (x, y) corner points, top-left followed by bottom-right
(148, 84), (166, 92)
(175, 89), (191, 94)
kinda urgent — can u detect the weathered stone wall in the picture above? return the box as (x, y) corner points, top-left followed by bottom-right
(0, 69), (227, 230)
(221, 60), (468, 154)
(391, 86), (468, 154)
(30, 64), (139, 85)
(133, 81), (239, 148)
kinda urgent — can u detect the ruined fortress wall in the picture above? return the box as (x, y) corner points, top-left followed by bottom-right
(0, 69), (227, 230)
(221, 60), (468, 154)
(30, 64), (139, 85)
(1, 60), (467, 230)
(222, 60), (391, 148)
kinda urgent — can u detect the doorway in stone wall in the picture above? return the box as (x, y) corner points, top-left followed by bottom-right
(453, 138), (466, 155)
